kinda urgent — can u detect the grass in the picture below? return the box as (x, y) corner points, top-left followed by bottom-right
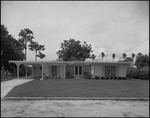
(5, 79), (149, 98)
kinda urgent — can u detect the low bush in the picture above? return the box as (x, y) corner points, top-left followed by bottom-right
(84, 72), (92, 79)
(101, 76), (105, 79)
(95, 76), (99, 79)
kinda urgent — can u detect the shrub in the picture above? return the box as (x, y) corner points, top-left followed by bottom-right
(127, 66), (149, 80)
(84, 72), (92, 79)
(105, 77), (109, 79)
(114, 77), (117, 79)
(95, 76), (99, 79)
(139, 66), (149, 80)
(101, 76), (104, 79)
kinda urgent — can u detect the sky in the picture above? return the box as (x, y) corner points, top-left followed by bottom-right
(1, 1), (149, 62)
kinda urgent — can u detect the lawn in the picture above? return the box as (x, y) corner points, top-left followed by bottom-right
(5, 79), (149, 98)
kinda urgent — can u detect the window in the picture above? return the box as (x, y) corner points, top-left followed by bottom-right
(52, 66), (57, 76)
(75, 66), (78, 75)
(79, 66), (82, 75)
(105, 66), (116, 77)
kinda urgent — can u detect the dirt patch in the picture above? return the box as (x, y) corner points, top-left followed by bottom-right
(1, 100), (149, 117)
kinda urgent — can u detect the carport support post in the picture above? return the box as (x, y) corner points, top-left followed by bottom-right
(64, 64), (66, 79)
(41, 64), (45, 80)
(25, 65), (28, 78)
(16, 64), (20, 79)
(91, 65), (94, 78)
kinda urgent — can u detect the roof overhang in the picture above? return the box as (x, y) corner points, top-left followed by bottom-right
(9, 60), (131, 65)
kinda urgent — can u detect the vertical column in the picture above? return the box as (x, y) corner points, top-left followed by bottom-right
(91, 65), (94, 78)
(16, 64), (20, 79)
(64, 64), (66, 79)
(32, 65), (33, 77)
(25, 65), (28, 78)
(40, 64), (45, 80)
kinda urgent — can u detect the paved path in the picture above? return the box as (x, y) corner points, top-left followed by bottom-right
(1, 79), (33, 98)
(1, 100), (149, 117)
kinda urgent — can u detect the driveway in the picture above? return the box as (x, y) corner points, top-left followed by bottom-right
(1, 100), (149, 117)
(1, 79), (33, 98)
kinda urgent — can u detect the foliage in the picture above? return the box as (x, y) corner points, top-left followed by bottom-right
(122, 53), (127, 59)
(112, 53), (116, 60)
(124, 57), (133, 62)
(28, 41), (46, 61)
(13, 65), (32, 76)
(18, 28), (34, 61)
(101, 52), (105, 61)
(56, 38), (92, 61)
(126, 65), (149, 80)
(131, 53), (135, 59)
(1, 24), (24, 73)
(91, 54), (96, 61)
(135, 53), (149, 68)
(84, 72), (92, 79)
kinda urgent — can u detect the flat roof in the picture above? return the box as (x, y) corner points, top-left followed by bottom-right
(9, 60), (131, 65)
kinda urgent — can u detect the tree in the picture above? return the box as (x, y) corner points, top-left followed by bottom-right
(112, 53), (116, 62)
(124, 57), (133, 62)
(135, 53), (149, 68)
(18, 28), (34, 61)
(1, 24), (24, 74)
(37, 52), (46, 60)
(131, 53), (135, 61)
(101, 52), (105, 62)
(91, 54), (96, 61)
(56, 38), (92, 61)
(122, 53), (127, 60)
(28, 41), (46, 61)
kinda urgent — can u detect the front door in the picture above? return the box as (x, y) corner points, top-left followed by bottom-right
(74, 65), (82, 76)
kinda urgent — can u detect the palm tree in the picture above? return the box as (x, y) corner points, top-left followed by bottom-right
(18, 28), (34, 61)
(122, 53), (127, 60)
(91, 54), (96, 61)
(131, 53), (135, 62)
(101, 52), (105, 62)
(112, 53), (116, 62)
(28, 41), (45, 61)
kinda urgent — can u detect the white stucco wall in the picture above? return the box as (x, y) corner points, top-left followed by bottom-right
(33, 65), (42, 77)
(59, 65), (64, 78)
(94, 64), (103, 77)
(118, 65), (127, 77)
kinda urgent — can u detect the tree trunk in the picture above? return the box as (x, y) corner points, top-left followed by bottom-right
(25, 42), (27, 61)
(35, 50), (37, 61)
(25, 48), (27, 61)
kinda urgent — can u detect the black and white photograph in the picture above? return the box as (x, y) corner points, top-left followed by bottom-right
(1, 1), (149, 117)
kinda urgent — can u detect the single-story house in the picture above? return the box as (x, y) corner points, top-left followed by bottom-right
(9, 60), (131, 79)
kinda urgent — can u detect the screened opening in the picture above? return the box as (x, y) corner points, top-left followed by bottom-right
(105, 66), (116, 77)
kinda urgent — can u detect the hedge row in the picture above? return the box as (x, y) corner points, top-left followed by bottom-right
(126, 66), (149, 80)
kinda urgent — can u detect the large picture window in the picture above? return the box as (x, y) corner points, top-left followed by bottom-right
(52, 66), (57, 76)
(105, 66), (116, 77)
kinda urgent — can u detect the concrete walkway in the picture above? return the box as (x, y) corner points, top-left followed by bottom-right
(1, 79), (33, 98)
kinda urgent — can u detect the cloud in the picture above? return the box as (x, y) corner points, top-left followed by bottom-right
(91, 45), (108, 58)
